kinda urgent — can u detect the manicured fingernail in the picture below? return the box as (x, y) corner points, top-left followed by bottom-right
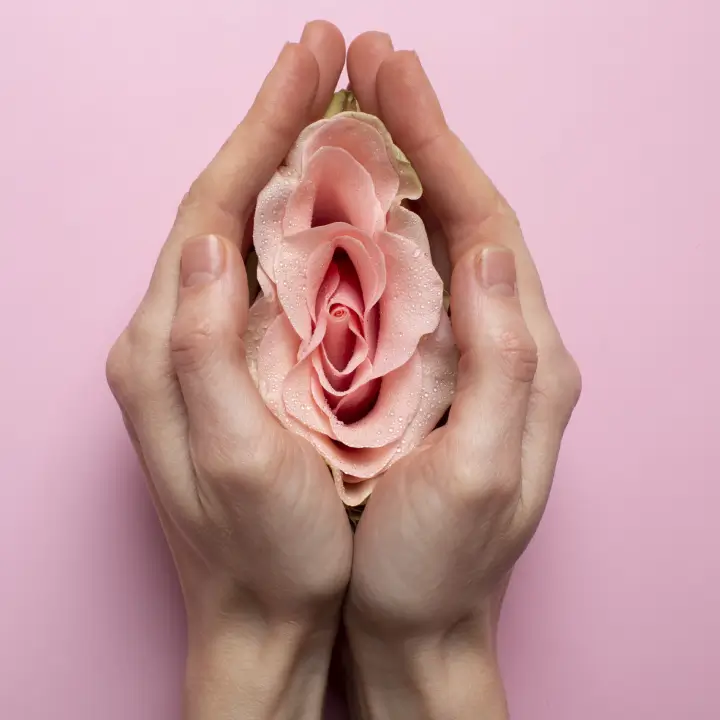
(478, 247), (516, 297)
(181, 235), (224, 288)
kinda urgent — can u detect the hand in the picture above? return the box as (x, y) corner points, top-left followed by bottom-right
(343, 34), (582, 719)
(106, 22), (352, 720)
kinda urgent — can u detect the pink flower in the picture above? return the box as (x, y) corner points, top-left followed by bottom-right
(245, 109), (457, 505)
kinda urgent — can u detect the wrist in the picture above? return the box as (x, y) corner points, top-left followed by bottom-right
(184, 609), (337, 720)
(345, 616), (508, 720)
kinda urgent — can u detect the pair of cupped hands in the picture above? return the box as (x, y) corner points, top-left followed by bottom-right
(106, 21), (581, 720)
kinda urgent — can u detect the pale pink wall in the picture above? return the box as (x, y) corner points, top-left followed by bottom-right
(1, 2), (718, 718)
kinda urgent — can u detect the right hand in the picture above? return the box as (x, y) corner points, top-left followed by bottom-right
(343, 33), (582, 719)
(105, 22), (353, 719)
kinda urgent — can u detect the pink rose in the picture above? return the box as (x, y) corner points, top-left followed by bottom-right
(245, 108), (457, 505)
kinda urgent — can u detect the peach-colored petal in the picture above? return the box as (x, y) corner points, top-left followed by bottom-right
(330, 311), (457, 503)
(312, 353), (373, 398)
(332, 467), (378, 507)
(256, 313), (302, 418)
(333, 377), (382, 423)
(330, 267), (364, 316)
(371, 231), (444, 377)
(386, 205), (430, 255)
(340, 112), (422, 201)
(310, 262), (339, 323)
(390, 311), (458, 453)
(298, 265), (339, 362)
(282, 358), (335, 436)
(275, 223), (386, 341)
(311, 436), (401, 480)
(253, 166), (299, 283)
(284, 147), (385, 237)
(298, 117), (400, 211)
(323, 307), (355, 371)
(244, 294), (281, 385)
(287, 113), (420, 205)
(321, 311), (367, 379)
(312, 352), (423, 449)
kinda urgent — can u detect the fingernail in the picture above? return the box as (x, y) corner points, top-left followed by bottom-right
(478, 247), (516, 297)
(181, 235), (224, 288)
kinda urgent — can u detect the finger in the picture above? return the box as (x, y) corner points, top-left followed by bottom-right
(170, 235), (285, 480)
(375, 51), (558, 344)
(445, 247), (537, 488)
(347, 31), (394, 114)
(116, 45), (318, 508)
(374, 50), (581, 521)
(301, 20), (347, 118)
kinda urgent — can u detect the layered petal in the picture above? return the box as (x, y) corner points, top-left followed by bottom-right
(253, 167), (300, 283)
(297, 117), (400, 211)
(284, 146), (385, 237)
(286, 112), (422, 205)
(332, 311), (458, 504)
(371, 231), (444, 377)
(312, 351), (423, 449)
(244, 294), (282, 385)
(274, 223), (386, 341)
(386, 205), (431, 255)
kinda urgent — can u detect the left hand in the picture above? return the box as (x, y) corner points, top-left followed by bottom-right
(342, 34), (582, 719)
(106, 22), (352, 720)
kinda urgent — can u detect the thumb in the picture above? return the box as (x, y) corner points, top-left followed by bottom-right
(447, 246), (538, 463)
(170, 234), (283, 476)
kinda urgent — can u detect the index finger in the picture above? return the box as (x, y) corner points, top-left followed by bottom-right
(374, 51), (558, 342)
(143, 35), (342, 312)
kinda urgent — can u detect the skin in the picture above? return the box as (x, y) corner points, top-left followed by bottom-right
(106, 21), (581, 720)
(343, 32), (582, 718)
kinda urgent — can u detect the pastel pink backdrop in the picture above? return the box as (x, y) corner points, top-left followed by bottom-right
(1, 1), (718, 718)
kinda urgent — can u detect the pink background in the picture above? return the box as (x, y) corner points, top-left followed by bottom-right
(1, 1), (718, 718)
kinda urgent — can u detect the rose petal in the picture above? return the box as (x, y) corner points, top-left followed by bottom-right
(323, 306), (355, 371)
(253, 166), (300, 283)
(298, 265), (340, 362)
(387, 311), (457, 454)
(309, 255), (340, 323)
(330, 311), (458, 500)
(331, 467), (378, 507)
(275, 223), (386, 341)
(331, 263), (364, 315)
(371, 231), (444, 377)
(333, 377), (382, 423)
(256, 313), (303, 418)
(312, 353), (373, 398)
(312, 351), (423, 449)
(244, 294), (282, 385)
(282, 358), (335, 436)
(338, 112), (422, 201)
(284, 146), (385, 237)
(320, 311), (367, 384)
(286, 116), (400, 211)
(311, 302), (378, 397)
(386, 205), (431, 255)
(252, 309), (452, 489)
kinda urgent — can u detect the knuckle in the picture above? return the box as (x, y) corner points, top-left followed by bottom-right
(105, 332), (133, 400)
(441, 433), (520, 506)
(494, 328), (538, 383)
(537, 346), (583, 418)
(175, 184), (244, 236)
(105, 326), (163, 410)
(170, 317), (217, 374)
(193, 436), (239, 483)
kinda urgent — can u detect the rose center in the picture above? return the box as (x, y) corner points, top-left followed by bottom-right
(324, 304), (355, 370)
